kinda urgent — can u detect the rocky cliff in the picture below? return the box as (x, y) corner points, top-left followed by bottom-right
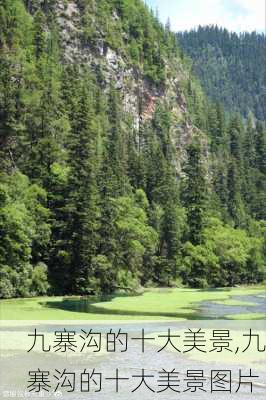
(50, 0), (207, 173)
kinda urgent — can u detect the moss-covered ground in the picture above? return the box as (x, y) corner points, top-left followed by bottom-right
(0, 286), (265, 321)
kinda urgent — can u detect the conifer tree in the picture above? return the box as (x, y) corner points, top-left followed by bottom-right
(182, 142), (207, 245)
(63, 77), (100, 294)
(227, 160), (246, 227)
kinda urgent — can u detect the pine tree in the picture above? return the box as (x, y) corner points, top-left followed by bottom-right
(227, 160), (246, 227)
(105, 85), (130, 197)
(0, 0), (30, 171)
(33, 9), (46, 59)
(255, 121), (266, 174)
(62, 76), (100, 294)
(182, 142), (207, 245)
(18, 21), (66, 195)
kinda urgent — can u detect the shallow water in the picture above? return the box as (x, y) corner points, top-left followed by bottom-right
(1, 321), (266, 400)
(1, 291), (265, 399)
(198, 295), (266, 319)
(41, 292), (266, 321)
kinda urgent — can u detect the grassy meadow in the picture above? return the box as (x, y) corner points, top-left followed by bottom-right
(0, 286), (265, 321)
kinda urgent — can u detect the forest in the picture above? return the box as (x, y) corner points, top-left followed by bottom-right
(177, 26), (266, 120)
(0, 0), (265, 299)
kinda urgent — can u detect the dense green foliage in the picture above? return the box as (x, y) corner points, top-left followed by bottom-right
(76, 0), (178, 84)
(0, 1), (265, 298)
(177, 26), (266, 120)
(0, 172), (50, 297)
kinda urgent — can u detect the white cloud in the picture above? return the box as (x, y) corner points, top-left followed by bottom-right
(163, 0), (265, 33)
(232, 0), (265, 32)
(169, 0), (226, 31)
(235, 0), (262, 12)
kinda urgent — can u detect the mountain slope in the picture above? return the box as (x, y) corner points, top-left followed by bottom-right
(0, 0), (265, 298)
(177, 26), (266, 121)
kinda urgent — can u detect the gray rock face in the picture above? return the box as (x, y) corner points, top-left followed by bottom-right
(55, 0), (208, 174)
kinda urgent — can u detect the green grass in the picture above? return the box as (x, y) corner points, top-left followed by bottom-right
(0, 286), (265, 321)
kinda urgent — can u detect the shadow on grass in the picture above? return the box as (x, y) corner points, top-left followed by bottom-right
(42, 296), (216, 320)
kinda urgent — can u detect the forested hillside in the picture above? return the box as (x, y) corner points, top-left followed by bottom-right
(177, 26), (266, 120)
(0, 0), (265, 298)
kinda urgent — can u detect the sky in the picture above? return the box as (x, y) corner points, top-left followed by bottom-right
(145, 0), (266, 33)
